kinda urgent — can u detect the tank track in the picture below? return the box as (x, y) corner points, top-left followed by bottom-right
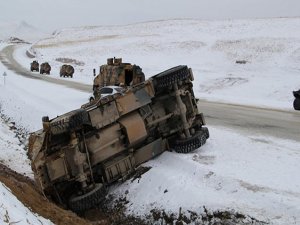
(155, 65), (190, 89)
(172, 128), (209, 153)
(68, 183), (107, 212)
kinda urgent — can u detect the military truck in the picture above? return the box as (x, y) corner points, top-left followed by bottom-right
(30, 60), (39, 72)
(93, 57), (145, 91)
(28, 65), (209, 212)
(40, 62), (51, 75)
(60, 64), (75, 78)
(293, 89), (300, 110)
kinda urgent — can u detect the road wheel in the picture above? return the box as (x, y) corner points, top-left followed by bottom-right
(69, 183), (106, 212)
(294, 98), (300, 110)
(170, 128), (209, 153)
(50, 109), (90, 135)
(154, 65), (190, 89)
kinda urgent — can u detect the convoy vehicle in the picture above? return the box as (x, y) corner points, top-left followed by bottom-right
(40, 62), (51, 75)
(293, 90), (300, 110)
(60, 64), (75, 78)
(93, 57), (145, 90)
(28, 65), (209, 212)
(30, 60), (39, 72)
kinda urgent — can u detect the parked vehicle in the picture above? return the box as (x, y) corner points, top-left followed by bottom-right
(30, 60), (39, 72)
(89, 85), (125, 102)
(40, 62), (51, 75)
(293, 89), (300, 110)
(60, 64), (75, 78)
(28, 65), (209, 212)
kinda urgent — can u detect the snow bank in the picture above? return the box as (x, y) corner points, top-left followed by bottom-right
(0, 117), (32, 177)
(0, 182), (53, 225)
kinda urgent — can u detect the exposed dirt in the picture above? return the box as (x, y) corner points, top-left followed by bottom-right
(0, 163), (92, 225)
(0, 162), (148, 225)
(148, 206), (268, 225)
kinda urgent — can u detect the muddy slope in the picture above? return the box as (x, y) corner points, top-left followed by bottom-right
(0, 163), (92, 225)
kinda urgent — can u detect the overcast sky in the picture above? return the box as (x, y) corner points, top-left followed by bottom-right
(1, 0), (300, 32)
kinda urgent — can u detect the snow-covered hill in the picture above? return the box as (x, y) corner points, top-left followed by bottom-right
(22, 17), (300, 110)
(0, 21), (48, 43)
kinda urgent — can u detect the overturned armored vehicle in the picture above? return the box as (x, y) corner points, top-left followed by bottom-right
(93, 57), (145, 90)
(29, 65), (209, 212)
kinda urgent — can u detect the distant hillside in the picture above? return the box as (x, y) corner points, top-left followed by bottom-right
(30, 18), (300, 109)
(0, 21), (48, 43)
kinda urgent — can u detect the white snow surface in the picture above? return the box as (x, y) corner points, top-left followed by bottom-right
(0, 177), (53, 225)
(0, 18), (300, 224)
(111, 127), (300, 224)
(0, 116), (32, 178)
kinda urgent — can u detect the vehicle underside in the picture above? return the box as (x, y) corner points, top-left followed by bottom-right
(28, 65), (209, 212)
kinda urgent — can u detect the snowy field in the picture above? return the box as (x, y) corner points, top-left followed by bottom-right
(0, 18), (300, 224)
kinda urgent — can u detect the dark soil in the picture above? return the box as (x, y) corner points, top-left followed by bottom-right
(147, 206), (269, 225)
(0, 163), (91, 225)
